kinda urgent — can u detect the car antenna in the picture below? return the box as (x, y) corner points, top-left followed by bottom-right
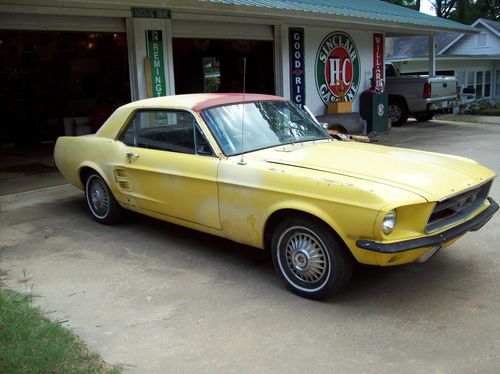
(238, 57), (247, 166)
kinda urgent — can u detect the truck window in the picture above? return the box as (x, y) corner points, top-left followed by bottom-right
(385, 64), (397, 77)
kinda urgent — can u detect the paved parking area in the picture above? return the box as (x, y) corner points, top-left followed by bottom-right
(1, 119), (499, 373)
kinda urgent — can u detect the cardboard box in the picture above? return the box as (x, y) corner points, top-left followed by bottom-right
(327, 102), (352, 114)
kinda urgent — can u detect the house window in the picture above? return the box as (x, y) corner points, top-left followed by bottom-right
(457, 71), (466, 92)
(459, 70), (493, 98)
(466, 71), (474, 91)
(485, 71), (491, 97)
(476, 71), (483, 98)
(496, 71), (500, 98)
(476, 33), (488, 47)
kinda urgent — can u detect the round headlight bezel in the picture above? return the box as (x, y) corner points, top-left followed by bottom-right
(381, 210), (397, 235)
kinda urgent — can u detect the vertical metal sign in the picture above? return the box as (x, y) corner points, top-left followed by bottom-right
(373, 33), (384, 90)
(146, 30), (167, 97)
(289, 28), (305, 108)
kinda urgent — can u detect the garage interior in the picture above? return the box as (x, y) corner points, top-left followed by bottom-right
(172, 38), (274, 95)
(0, 30), (130, 194)
(0, 32), (276, 195)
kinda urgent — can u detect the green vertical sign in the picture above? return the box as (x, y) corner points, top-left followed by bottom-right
(146, 30), (167, 97)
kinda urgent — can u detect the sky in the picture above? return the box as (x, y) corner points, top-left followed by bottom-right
(420, 0), (435, 15)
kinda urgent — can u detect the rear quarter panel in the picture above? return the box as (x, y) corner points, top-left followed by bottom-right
(54, 135), (125, 193)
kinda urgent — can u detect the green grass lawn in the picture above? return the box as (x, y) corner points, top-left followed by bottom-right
(0, 288), (119, 373)
(465, 108), (500, 116)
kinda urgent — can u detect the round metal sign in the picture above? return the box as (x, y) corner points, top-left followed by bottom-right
(315, 31), (361, 104)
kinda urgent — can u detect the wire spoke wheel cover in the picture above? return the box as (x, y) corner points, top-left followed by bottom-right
(271, 217), (353, 299)
(277, 225), (331, 293)
(84, 172), (123, 224)
(285, 231), (327, 284)
(87, 175), (110, 218)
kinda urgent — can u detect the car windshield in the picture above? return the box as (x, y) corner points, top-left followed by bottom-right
(201, 100), (330, 156)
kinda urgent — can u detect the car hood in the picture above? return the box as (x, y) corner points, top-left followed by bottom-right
(248, 141), (495, 202)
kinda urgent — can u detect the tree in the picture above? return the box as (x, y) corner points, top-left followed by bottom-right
(429, 0), (458, 18)
(382, 0), (421, 11)
(475, 0), (499, 21)
(449, 0), (474, 23)
(384, 0), (499, 22)
(448, 0), (499, 22)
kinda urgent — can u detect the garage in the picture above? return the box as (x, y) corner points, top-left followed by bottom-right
(0, 0), (478, 192)
(0, 14), (130, 146)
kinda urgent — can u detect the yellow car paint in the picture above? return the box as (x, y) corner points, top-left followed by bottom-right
(54, 95), (497, 268)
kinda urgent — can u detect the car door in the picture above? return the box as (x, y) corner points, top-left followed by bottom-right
(115, 109), (221, 230)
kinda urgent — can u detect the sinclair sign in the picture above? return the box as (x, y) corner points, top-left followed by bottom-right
(315, 31), (360, 104)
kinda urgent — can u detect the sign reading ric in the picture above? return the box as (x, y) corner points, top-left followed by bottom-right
(289, 28), (306, 108)
(315, 32), (360, 104)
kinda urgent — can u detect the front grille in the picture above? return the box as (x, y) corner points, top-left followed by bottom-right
(426, 180), (492, 233)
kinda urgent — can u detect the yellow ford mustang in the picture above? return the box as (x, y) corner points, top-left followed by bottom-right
(54, 93), (498, 299)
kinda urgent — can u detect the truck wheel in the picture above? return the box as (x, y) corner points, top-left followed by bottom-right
(414, 113), (434, 122)
(388, 99), (408, 127)
(271, 216), (353, 300)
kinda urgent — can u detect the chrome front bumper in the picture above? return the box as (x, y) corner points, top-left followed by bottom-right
(356, 197), (498, 254)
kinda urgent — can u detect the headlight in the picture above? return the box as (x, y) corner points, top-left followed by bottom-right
(382, 210), (397, 235)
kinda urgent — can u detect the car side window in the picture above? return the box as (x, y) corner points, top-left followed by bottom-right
(119, 110), (213, 156)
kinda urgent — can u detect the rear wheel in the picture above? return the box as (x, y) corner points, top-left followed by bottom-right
(414, 113), (434, 122)
(85, 172), (123, 224)
(271, 216), (352, 300)
(388, 98), (409, 127)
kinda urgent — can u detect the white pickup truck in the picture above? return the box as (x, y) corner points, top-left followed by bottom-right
(385, 64), (458, 126)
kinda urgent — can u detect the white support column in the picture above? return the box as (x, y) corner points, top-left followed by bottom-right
(125, 17), (175, 101)
(273, 24), (284, 97)
(428, 34), (436, 75)
(275, 23), (289, 98)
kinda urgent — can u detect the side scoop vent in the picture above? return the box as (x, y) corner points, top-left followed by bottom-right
(114, 168), (132, 191)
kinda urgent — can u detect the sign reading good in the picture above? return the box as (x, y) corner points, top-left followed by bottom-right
(315, 31), (360, 104)
(146, 30), (167, 97)
(289, 28), (306, 108)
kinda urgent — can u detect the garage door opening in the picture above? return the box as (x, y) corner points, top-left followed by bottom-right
(0, 30), (130, 193)
(0, 30), (130, 146)
(172, 38), (274, 95)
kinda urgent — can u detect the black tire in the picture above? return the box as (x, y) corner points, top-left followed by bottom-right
(271, 216), (353, 300)
(388, 98), (409, 127)
(84, 172), (123, 224)
(414, 113), (434, 122)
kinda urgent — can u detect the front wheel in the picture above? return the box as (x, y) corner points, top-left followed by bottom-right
(271, 216), (353, 300)
(85, 172), (123, 224)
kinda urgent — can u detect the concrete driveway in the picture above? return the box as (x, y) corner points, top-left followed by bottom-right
(1, 119), (499, 373)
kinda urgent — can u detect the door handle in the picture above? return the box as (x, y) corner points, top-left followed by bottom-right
(126, 152), (140, 163)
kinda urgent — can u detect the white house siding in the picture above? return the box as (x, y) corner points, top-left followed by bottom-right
(445, 25), (500, 55)
(495, 61), (500, 98)
(397, 59), (494, 74)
